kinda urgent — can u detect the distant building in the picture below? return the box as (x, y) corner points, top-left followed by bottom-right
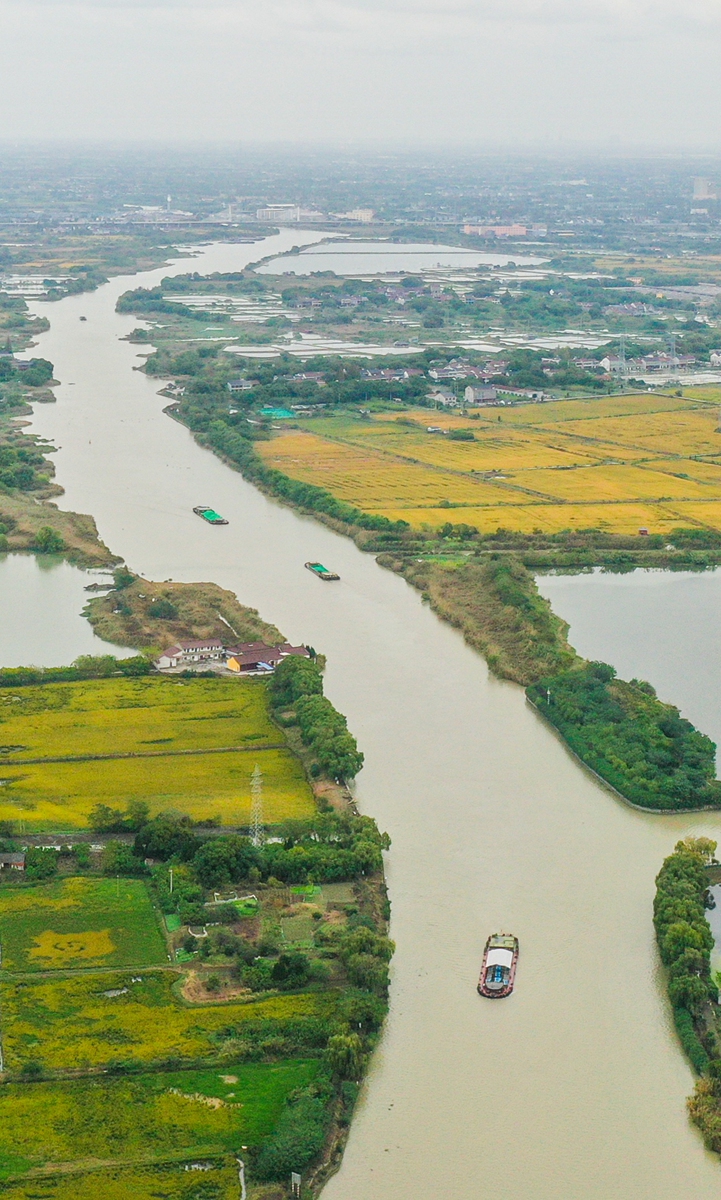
(463, 224), (527, 238)
(0, 853), (25, 871)
(693, 178), (717, 201)
(290, 372), (326, 384)
(337, 209), (375, 223)
(256, 205), (301, 224)
(227, 379), (258, 393)
(465, 385), (497, 405)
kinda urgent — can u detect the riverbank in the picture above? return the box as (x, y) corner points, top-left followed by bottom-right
(653, 838), (721, 1154)
(85, 572), (283, 656)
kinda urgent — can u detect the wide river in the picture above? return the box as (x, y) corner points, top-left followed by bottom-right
(19, 233), (721, 1198)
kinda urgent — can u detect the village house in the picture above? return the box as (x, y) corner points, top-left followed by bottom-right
(464, 385), (497, 405)
(157, 639), (224, 669)
(226, 642), (311, 674)
(0, 852), (25, 871)
(226, 379), (258, 393)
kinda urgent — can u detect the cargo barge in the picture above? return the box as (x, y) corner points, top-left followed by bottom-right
(478, 933), (519, 998)
(305, 561), (340, 581)
(193, 506), (228, 526)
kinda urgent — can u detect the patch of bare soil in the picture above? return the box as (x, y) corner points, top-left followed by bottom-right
(181, 968), (252, 1004)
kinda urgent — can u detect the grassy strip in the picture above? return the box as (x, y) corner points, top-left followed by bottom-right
(378, 553), (577, 686)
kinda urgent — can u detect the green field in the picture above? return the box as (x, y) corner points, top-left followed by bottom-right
(0, 1060), (320, 1180)
(0, 677), (315, 829)
(0, 878), (166, 973)
(0, 970), (336, 1071)
(0, 1161), (241, 1200)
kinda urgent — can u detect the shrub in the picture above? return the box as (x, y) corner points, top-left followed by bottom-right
(253, 1092), (329, 1180)
(674, 1006), (710, 1074)
(33, 525), (65, 554)
(25, 847), (58, 880)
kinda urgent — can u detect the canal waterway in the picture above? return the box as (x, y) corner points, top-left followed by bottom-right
(255, 239), (547, 276)
(0, 554), (131, 666)
(538, 568), (721, 761)
(17, 233), (721, 1199)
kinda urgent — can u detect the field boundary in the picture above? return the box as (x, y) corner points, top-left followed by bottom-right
(0, 743), (286, 766)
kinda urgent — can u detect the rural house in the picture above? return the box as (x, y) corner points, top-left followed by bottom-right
(0, 853), (25, 871)
(157, 639), (224, 669)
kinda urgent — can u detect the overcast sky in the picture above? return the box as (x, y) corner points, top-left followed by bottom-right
(1, 0), (721, 147)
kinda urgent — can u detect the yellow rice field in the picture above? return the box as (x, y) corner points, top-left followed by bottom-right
(257, 390), (721, 534)
(0, 678), (314, 829)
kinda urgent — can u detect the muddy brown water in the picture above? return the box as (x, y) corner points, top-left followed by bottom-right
(18, 234), (721, 1198)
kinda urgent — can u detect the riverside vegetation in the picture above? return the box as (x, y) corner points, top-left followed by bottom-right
(652, 837), (721, 1155)
(0, 657), (390, 1197)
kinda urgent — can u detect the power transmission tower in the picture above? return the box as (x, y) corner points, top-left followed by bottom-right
(250, 765), (264, 847)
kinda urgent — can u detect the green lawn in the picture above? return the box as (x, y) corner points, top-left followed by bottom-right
(0, 877), (167, 973)
(0, 1060), (320, 1180)
(0, 970), (337, 1072)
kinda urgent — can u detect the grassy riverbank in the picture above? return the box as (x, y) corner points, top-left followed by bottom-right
(652, 838), (721, 1154)
(85, 572), (282, 656)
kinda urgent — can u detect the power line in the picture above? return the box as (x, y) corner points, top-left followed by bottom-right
(250, 764), (264, 848)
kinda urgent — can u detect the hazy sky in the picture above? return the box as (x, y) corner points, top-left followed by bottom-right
(2, 0), (721, 147)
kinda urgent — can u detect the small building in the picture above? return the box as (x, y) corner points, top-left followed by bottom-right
(157, 639), (224, 669)
(0, 853), (25, 871)
(227, 379), (258, 393)
(226, 642), (310, 674)
(465, 385), (497, 405)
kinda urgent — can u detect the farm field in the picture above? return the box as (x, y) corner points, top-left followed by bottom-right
(0, 878), (166, 973)
(0, 744), (312, 829)
(0, 1161), (242, 1200)
(256, 391), (721, 534)
(0, 677), (314, 829)
(0, 677), (280, 760)
(0, 1060), (319, 1181)
(0, 970), (337, 1071)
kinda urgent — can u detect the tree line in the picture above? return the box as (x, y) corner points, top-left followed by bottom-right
(528, 662), (721, 810)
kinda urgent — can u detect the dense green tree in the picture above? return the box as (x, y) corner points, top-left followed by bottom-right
(327, 1032), (364, 1079)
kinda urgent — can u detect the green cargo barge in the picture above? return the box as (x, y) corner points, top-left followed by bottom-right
(193, 506), (228, 525)
(305, 561), (340, 581)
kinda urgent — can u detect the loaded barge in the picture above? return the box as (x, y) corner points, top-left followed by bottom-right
(305, 561), (340, 581)
(478, 933), (519, 998)
(193, 506), (229, 526)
